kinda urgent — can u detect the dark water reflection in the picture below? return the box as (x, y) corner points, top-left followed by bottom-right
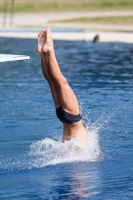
(0, 38), (133, 199)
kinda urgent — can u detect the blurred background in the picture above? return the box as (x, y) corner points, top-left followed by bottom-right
(1, 0), (133, 12)
(0, 0), (133, 42)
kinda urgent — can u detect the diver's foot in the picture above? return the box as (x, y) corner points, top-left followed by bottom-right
(42, 28), (54, 53)
(37, 31), (45, 54)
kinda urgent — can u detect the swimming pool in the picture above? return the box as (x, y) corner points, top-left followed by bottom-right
(0, 37), (133, 199)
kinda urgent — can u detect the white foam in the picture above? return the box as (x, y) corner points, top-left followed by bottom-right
(0, 125), (101, 173)
(28, 128), (101, 168)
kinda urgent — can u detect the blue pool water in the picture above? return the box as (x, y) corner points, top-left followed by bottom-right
(0, 37), (133, 199)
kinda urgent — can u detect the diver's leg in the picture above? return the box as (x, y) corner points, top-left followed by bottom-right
(42, 29), (80, 115)
(37, 31), (61, 108)
(63, 124), (69, 141)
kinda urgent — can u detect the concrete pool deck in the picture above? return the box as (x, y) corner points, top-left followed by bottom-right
(0, 29), (133, 44)
(0, 11), (133, 43)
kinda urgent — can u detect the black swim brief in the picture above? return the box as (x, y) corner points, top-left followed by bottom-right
(56, 107), (82, 124)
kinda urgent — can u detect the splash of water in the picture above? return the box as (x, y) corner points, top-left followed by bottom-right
(0, 126), (101, 173)
(28, 128), (101, 168)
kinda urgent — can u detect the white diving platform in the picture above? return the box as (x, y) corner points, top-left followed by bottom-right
(0, 54), (30, 62)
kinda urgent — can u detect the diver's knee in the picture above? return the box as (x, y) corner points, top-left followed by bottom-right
(56, 76), (68, 88)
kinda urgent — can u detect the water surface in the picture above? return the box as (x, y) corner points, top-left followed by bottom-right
(0, 38), (133, 199)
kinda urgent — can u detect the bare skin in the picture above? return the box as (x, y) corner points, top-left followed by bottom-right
(37, 28), (87, 142)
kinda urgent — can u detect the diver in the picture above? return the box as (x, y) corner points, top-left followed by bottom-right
(37, 28), (87, 142)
